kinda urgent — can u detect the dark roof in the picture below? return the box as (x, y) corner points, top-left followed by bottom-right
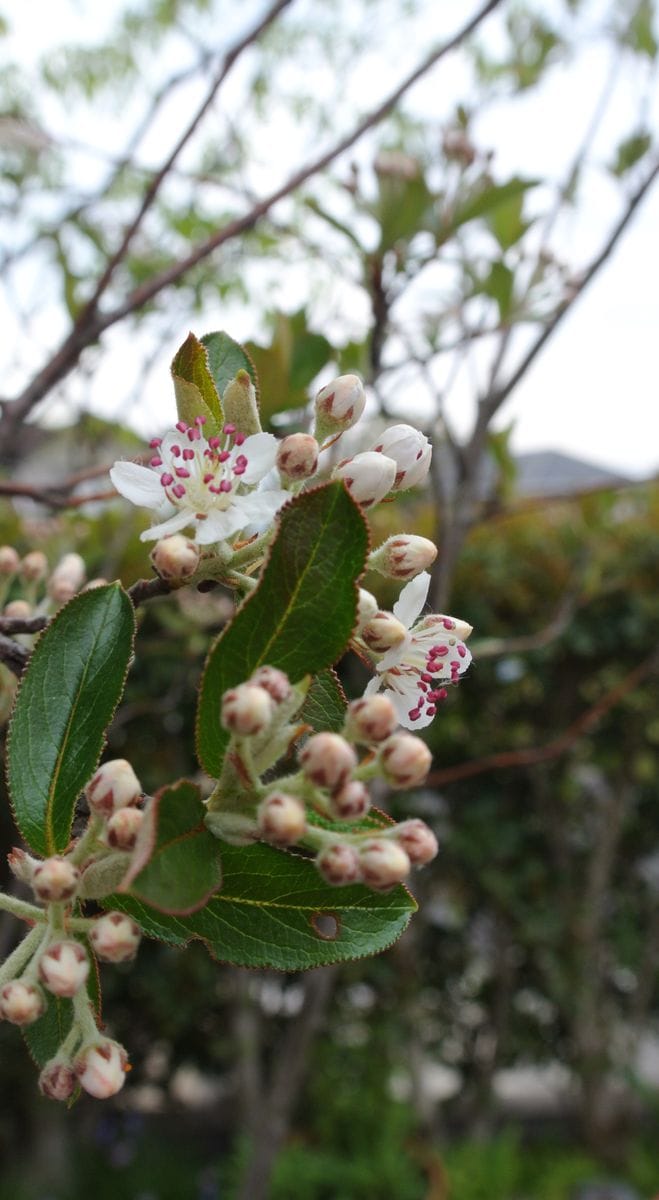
(514, 450), (633, 498)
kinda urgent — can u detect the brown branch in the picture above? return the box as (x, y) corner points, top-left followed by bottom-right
(0, 455), (148, 510)
(472, 574), (584, 659)
(0, 634), (30, 676)
(127, 575), (172, 606)
(0, 615), (48, 636)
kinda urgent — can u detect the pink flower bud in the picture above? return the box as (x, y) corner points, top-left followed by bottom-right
(371, 535), (438, 581)
(39, 940), (89, 998)
(150, 534), (200, 581)
(90, 912), (141, 963)
(379, 733), (432, 789)
(0, 980), (46, 1025)
(334, 451), (396, 508)
(299, 732), (357, 790)
(329, 779), (371, 821)
(87, 759), (142, 817)
(7, 847), (38, 885)
(48, 553), (86, 603)
(316, 842), (363, 886)
(3, 599), (31, 619)
(74, 1038), (129, 1100)
(257, 791), (307, 846)
(249, 665), (292, 705)
(19, 550), (48, 581)
(221, 683), (274, 736)
(356, 589), (378, 632)
(32, 856), (80, 903)
(0, 545), (20, 575)
(39, 1060), (77, 1102)
(394, 818), (439, 865)
(315, 375), (366, 437)
(361, 611), (407, 653)
(276, 433), (319, 480)
(105, 806), (144, 851)
(369, 424), (431, 490)
(359, 838), (411, 890)
(345, 695), (398, 744)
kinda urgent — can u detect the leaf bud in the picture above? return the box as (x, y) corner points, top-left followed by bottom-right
(19, 550), (48, 581)
(48, 553), (86, 604)
(257, 791), (307, 846)
(276, 433), (319, 481)
(150, 534), (200, 581)
(378, 733), (432, 789)
(222, 369), (262, 436)
(345, 695), (398, 744)
(221, 683), (274, 737)
(90, 912), (141, 963)
(0, 545), (20, 574)
(87, 759), (142, 817)
(314, 374), (366, 441)
(369, 424), (432, 490)
(316, 842), (363, 886)
(329, 779), (371, 821)
(105, 806), (144, 851)
(393, 818), (439, 865)
(359, 838), (411, 891)
(74, 1038), (129, 1100)
(0, 980), (46, 1025)
(361, 611), (407, 654)
(299, 732), (357, 791)
(249, 665), (292, 705)
(32, 856), (80, 903)
(3, 599), (32, 619)
(370, 534), (438, 581)
(39, 1060), (77, 1102)
(39, 940), (89, 998)
(334, 451), (396, 508)
(356, 589), (378, 632)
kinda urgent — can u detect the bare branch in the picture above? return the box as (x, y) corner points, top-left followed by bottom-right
(0, 634), (30, 677)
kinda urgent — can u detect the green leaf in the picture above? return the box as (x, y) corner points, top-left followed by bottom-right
(196, 482), (368, 778)
(171, 331), (222, 435)
(487, 190), (530, 249)
(480, 260), (515, 322)
(200, 330), (259, 402)
(375, 170), (436, 253)
(622, 0), (658, 58)
(119, 780), (222, 915)
(110, 842), (416, 970)
(438, 177), (537, 244)
(609, 131), (653, 177)
(7, 585), (135, 857)
(301, 668), (347, 733)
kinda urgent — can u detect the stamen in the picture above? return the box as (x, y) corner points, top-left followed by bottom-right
(223, 423), (236, 436)
(171, 444), (181, 457)
(175, 421), (188, 433)
(457, 644), (467, 658)
(195, 415), (206, 426)
(203, 473), (214, 484)
(182, 448), (194, 461)
(219, 480), (232, 493)
(218, 450), (230, 463)
(175, 468), (190, 479)
(149, 438), (162, 449)
(160, 473), (174, 486)
(234, 432), (246, 446)
(172, 484), (186, 499)
(150, 456), (163, 467)
(208, 437), (221, 450)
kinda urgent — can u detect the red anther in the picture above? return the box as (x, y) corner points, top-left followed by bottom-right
(195, 415), (206, 425)
(437, 688), (448, 701)
(219, 480), (232, 493)
(175, 421), (188, 433)
(218, 450), (230, 462)
(434, 645), (448, 656)
(171, 444), (181, 457)
(234, 432), (245, 445)
(174, 468), (190, 478)
(223, 423), (236, 435)
(160, 473), (174, 486)
(203, 473), (214, 484)
(421, 672), (433, 683)
(408, 709), (421, 721)
(182, 448), (194, 461)
(149, 438), (162, 448)
(233, 464), (246, 476)
(209, 485), (221, 494)
(418, 682), (428, 692)
(426, 705), (436, 717)
(235, 454), (248, 468)
(457, 644), (467, 658)
(208, 437), (221, 450)
(442, 618), (454, 630)
(150, 456), (163, 467)
(172, 484), (186, 499)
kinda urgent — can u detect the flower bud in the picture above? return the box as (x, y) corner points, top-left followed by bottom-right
(221, 683), (274, 737)
(90, 912), (141, 963)
(299, 732), (357, 791)
(48, 553), (86, 604)
(249, 665), (291, 705)
(0, 980), (46, 1025)
(87, 759), (142, 817)
(3, 599), (32, 619)
(334, 451), (396, 508)
(19, 551), (48, 582)
(105, 806), (144, 851)
(39, 940), (89, 998)
(150, 534), (200, 581)
(74, 1038), (129, 1100)
(316, 842), (363, 886)
(356, 589), (378, 632)
(314, 375), (366, 441)
(359, 838), (411, 890)
(394, 818), (439, 866)
(257, 791), (307, 846)
(329, 779), (371, 821)
(276, 433), (319, 481)
(379, 733), (432, 789)
(32, 856), (80, 903)
(39, 1060), (77, 1102)
(361, 611), (407, 654)
(345, 695), (398, 744)
(374, 150), (420, 180)
(370, 535), (438, 581)
(0, 545), (20, 574)
(7, 847), (39, 885)
(369, 424), (432, 490)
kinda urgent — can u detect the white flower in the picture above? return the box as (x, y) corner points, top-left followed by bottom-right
(363, 571), (472, 729)
(369, 423), (432, 490)
(110, 419), (289, 545)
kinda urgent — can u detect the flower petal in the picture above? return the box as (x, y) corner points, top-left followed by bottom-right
(139, 509), (194, 542)
(393, 571), (430, 628)
(239, 433), (278, 484)
(110, 462), (164, 509)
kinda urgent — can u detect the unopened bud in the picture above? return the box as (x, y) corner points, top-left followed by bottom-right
(257, 792), (307, 846)
(356, 589), (378, 633)
(299, 732), (357, 791)
(221, 683), (274, 736)
(19, 551), (48, 582)
(276, 433), (319, 481)
(393, 818), (439, 865)
(329, 779), (371, 821)
(3, 599), (31, 619)
(359, 838), (411, 890)
(374, 150), (420, 180)
(334, 451), (396, 508)
(74, 1038), (129, 1100)
(32, 856), (80, 903)
(87, 759), (142, 817)
(39, 1060), (77, 1102)
(316, 842), (363, 886)
(442, 128), (476, 166)
(369, 424), (432, 490)
(222, 369), (262, 437)
(39, 940), (89, 998)
(0, 980), (46, 1025)
(345, 695), (398, 743)
(361, 611), (407, 653)
(90, 912), (141, 963)
(150, 534), (200, 581)
(7, 847), (38, 884)
(0, 546), (20, 574)
(48, 553), (86, 603)
(379, 733), (432, 788)
(249, 665), (291, 705)
(314, 375), (366, 441)
(371, 535), (437, 581)
(105, 806), (144, 851)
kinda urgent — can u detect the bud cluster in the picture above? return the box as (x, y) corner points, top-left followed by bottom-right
(0, 548), (103, 658)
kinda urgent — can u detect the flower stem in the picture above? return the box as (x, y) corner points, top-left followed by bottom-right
(0, 892), (45, 922)
(0, 924), (45, 987)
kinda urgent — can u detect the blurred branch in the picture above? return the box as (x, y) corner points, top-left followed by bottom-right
(0, 634), (30, 676)
(472, 575), (584, 659)
(0, 455), (148, 509)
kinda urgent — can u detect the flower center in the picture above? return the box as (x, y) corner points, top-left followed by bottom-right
(149, 419), (250, 519)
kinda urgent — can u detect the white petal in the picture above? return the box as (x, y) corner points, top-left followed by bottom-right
(393, 571), (430, 628)
(363, 676), (381, 698)
(381, 685), (434, 730)
(239, 433), (278, 484)
(377, 633), (413, 672)
(110, 462), (164, 509)
(238, 489), (288, 532)
(194, 509), (237, 544)
(139, 509), (194, 542)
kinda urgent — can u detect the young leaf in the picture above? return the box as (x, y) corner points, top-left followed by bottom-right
(109, 842), (416, 970)
(200, 330), (259, 401)
(119, 780), (222, 916)
(301, 668), (347, 733)
(7, 584), (135, 857)
(196, 482), (369, 778)
(171, 331), (222, 435)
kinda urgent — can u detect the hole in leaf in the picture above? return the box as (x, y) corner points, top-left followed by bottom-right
(310, 911), (340, 941)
